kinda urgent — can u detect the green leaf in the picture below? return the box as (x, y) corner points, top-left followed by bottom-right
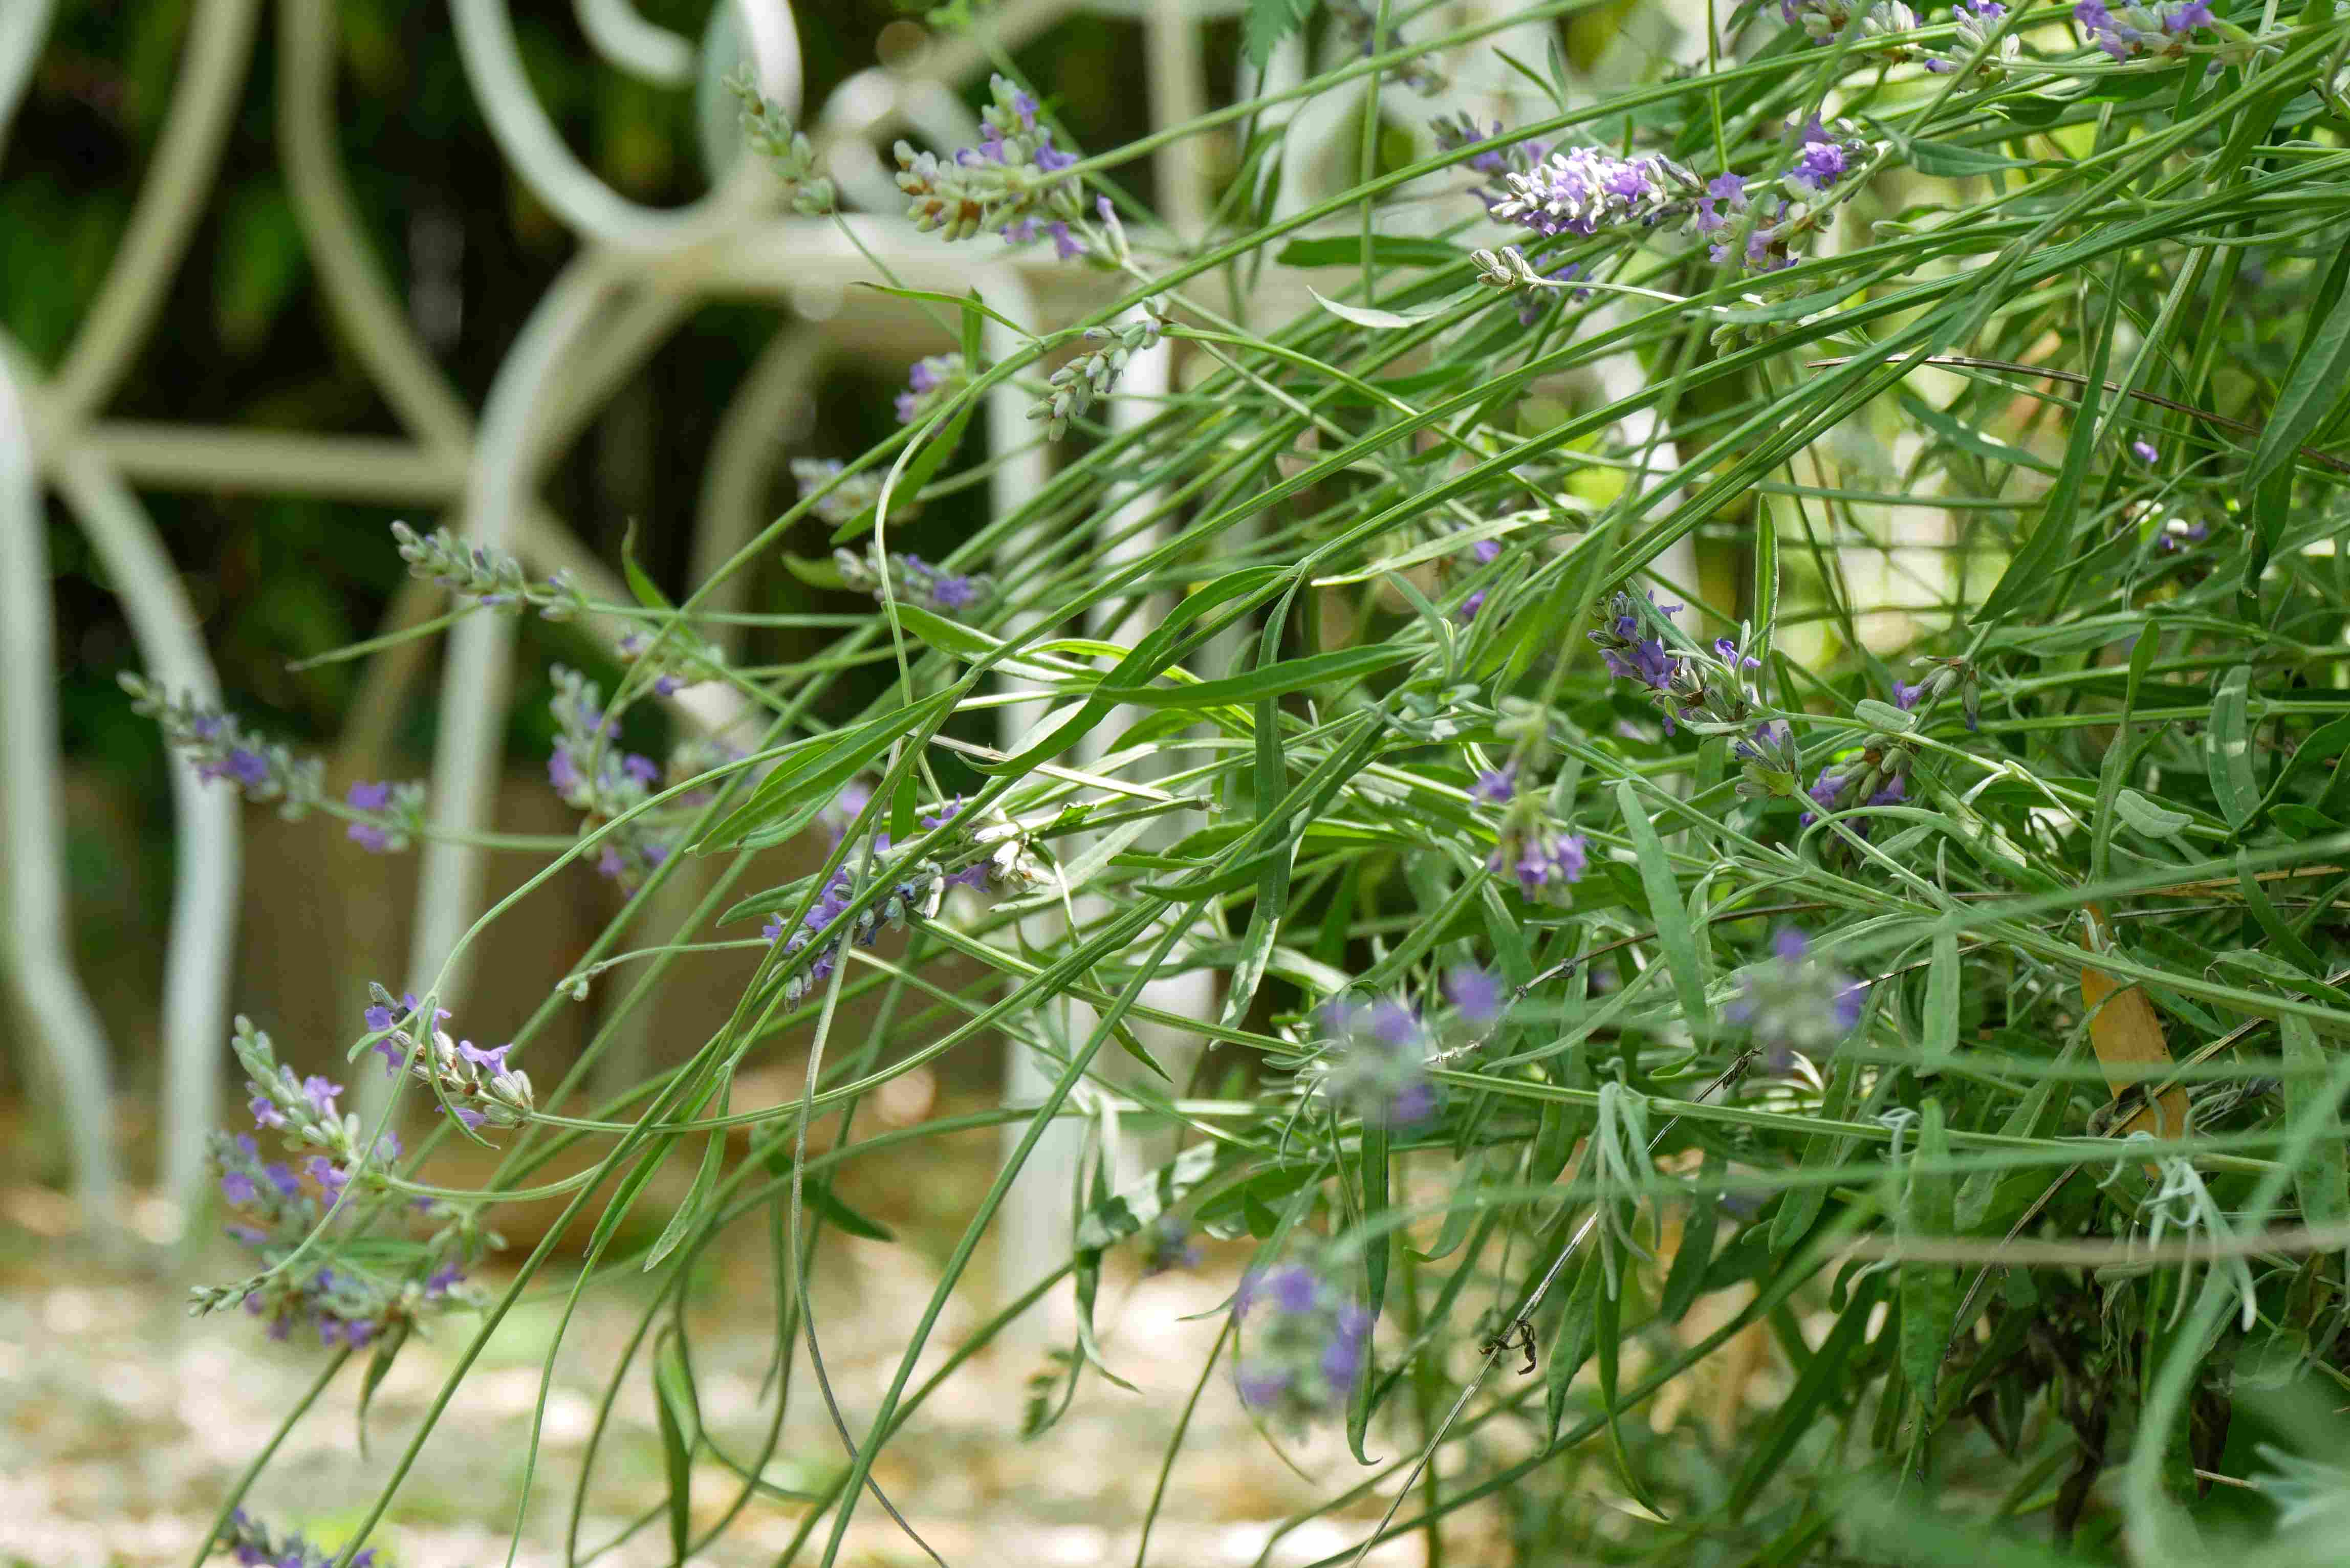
(2244, 239), (2350, 587)
(1899, 1100), (1956, 1407)
(620, 519), (670, 611)
(803, 1177), (897, 1242)
(1074, 1144), (1222, 1253)
(652, 1331), (699, 1564)
(1729, 1278), (1880, 1515)
(1975, 265), (2123, 623)
(1774, 1055), (1858, 1248)
(829, 397), (977, 545)
(1243, 0), (1317, 71)
(2280, 1014), (2348, 1270)
(356, 1316), (410, 1459)
(1659, 1150), (1724, 1324)
(1543, 1251), (1600, 1439)
(2115, 788), (2192, 840)
(2206, 664), (2259, 833)
(1908, 140), (2046, 178)
(959, 287), (986, 368)
(1853, 698), (1915, 732)
(1102, 642), (1415, 709)
(1923, 933), (1960, 1061)
(889, 602), (1000, 660)
(645, 1127), (726, 1272)
(1308, 287), (1438, 331)
(1275, 235), (1469, 270)
(1615, 780), (1708, 1032)
(697, 692), (955, 850)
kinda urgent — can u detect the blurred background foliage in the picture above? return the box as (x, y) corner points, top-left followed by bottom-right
(1, 0), (1201, 1104)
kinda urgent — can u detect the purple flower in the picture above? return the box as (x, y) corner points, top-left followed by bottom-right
(1492, 828), (1587, 899)
(346, 820), (391, 853)
(1471, 764), (1517, 804)
(2131, 439), (2159, 464)
(1047, 220), (1083, 258)
(301, 1075), (341, 1117)
(264, 1163), (299, 1198)
(548, 744), (582, 796)
(1446, 965), (1505, 1024)
(1270, 1265), (1319, 1313)
(348, 781), (391, 811)
(1000, 216), (1040, 244)
(1893, 680), (1924, 711)
(226, 749), (269, 789)
(426, 1262), (464, 1295)
(622, 753), (659, 787)
(1237, 1368), (1293, 1409)
(249, 1095), (285, 1129)
(221, 1170), (258, 1205)
(1715, 637), (1760, 670)
(458, 1040), (512, 1076)
(306, 1155), (349, 1205)
(1034, 140), (1077, 175)
(1457, 589), (1488, 622)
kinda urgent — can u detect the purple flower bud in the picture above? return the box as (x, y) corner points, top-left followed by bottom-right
(1471, 764), (1517, 804)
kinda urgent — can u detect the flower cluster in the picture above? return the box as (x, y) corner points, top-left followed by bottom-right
(121, 675), (327, 815)
(546, 666), (678, 886)
(896, 353), (969, 426)
(389, 520), (587, 619)
(1032, 311), (1165, 441)
(342, 779), (424, 853)
(1726, 928), (1865, 1065)
(729, 72), (836, 215)
(894, 75), (1084, 245)
(1232, 1261), (1373, 1426)
(2075, 0), (2214, 60)
(1432, 114), (1550, 210)
(1489, 147), (1708, 239)
(763, 801), (1011, 1007)
(1731, 718), (1806, 802)
(1483, 763), (1588, 904)
(1311, 995), (1438, 1126)
(1329, 0), (1446, 92)
(214, 1510), (382, 1568)
(206, 1016), (481, 1343)
(831, 544), (992, 616)
(791, 458), (899, 527)
(125, 675), (430, 848)
(363, 984), (536, 1134)
(1696, 120), (1873, 274)
(1891, 655), (1982, 730)
(1926, 0), (2021, 75)
(1800, 732), (1913, 833)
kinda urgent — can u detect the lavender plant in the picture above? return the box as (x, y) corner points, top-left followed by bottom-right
(152, 3), (2350, 1565)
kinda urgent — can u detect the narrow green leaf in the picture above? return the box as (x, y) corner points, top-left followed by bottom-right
(1103, 642), (1414, 709)
(2280, 1014), (2348, 1272)
(804, 1177), (897, 1243)
(959, 287), (986, 368)
(2115, 788), (2192, 840)
(2237, 855), (2328, 977)
(1615, 780), (1708, 1032)
(1909, 140), (2046, 178)
(355, 1316), (410, 1459)
(2244, 241), (2350, 583)
(1275, 235), (1469, 269)
(652, 1331), (699, 1564)
(1923, 933), (1960, 1061)
(646, 1128), (726, 1272)
(1659, 1149), (1724, 1324)
(1308, 287), (1436, 330)
(1543, 1251), (1599, 1439)
(1899, 1100), (1956, 1407)
(2207, 665), (2259, 833)
(619, 519), (671, 610)
(1975, 268), (2123, 622)
(1773, 1054), (1858, 1249)
(1729, 1278), (1881, 1515)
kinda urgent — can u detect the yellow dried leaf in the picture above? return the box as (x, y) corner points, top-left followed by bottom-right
(2078, 903), (2190, 1142)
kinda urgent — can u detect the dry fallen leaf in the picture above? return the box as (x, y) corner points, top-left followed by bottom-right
(2078, 903), (2190, 1143)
